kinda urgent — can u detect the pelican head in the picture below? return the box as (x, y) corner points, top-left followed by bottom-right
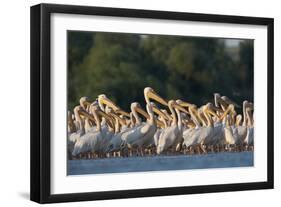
(221, 96), (240, 108)
(144, 87), (168, 106)
(169, 100), (189, 114)
(236, 114), (242, 126)
(73, 105), (89, 118)
(98, 94), (119, 111)
(246, 102), (254, 110)
(177, 99), (196, 109)
(131, 102), (141, 111)
(79, 97), (91, 110)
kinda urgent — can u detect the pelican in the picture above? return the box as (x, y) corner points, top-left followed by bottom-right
(79, 96), (91, 113)
(72, 105), (114, 157)
(68, 88), (254, 158)
(157, 100), (188, 154)
(68, 106), (88, 155)
(151, 104), (170, 148)
(105, 102), (147, 155)
(67, 110), (76, 134)
(122, 88), (167, 155)
(200, 103), (225, 152)
(177, 101), (203, 153)
(244, 103), (254, 147)
(219, 104), (244, 151)
(72, 105), (102, 157)
(98, 94), (130, 117)
(228, 101), (249, 151)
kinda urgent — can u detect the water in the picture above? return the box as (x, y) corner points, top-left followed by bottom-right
(67, 151), (253, 175)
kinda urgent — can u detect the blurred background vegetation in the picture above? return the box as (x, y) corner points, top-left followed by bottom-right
(67, 31), (253, 111)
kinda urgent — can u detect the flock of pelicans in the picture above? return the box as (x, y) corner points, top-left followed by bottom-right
(68, 87), (254, 159)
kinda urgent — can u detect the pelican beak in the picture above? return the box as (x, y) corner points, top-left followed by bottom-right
(97, 110), (114, 128)
(219, 104), (235, 120)
(152, 106), (169, 120)
(156, 120), (165, 128)
(206, 105), (220, 118)
(115, 109), (131, 117)
(162, 110), (173, 121)
(206, 108), (219, 118)
(210, 105), (224, 113)
(109, 112), (126, 126)
(98, 96), (120, 111)
(173, 103), (189, 114)
(147, 90), (168, 106)
(84, 101), (91, 107)
(221, 96), (240, 108)
(178, 100), (196, 109)
(79, 109), (96, 123)
(135, 106), (150, 120)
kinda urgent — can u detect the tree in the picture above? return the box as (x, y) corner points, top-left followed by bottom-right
(67, 31), (254, 111)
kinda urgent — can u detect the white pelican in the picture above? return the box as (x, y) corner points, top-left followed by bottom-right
(123, 88), (167, 155)
(220, 104), (245, 151)
(199, 103), (225, 152)
(105, 102), (148, 154)
(79, 96), (91, 112)
(72, 105), (102, 157)
(151, 105), (170, 148)
(157, 100), (188, 154)
(98, 94), (130, 117)
(177, 102), (203, 153)
(244, 103), (254, 147)
(67, 111), (76, 133)
(68, 106), (88, 154)
(228, 101), (250, 151)
(72, 105), (114, 157)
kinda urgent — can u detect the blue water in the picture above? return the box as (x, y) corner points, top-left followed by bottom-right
(67, 152), (253, 175)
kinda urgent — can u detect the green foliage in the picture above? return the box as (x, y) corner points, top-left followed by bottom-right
(67, 31), (254, 112)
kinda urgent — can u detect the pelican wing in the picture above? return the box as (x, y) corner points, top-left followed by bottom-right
(157, 125), (179, 153)
(125, 123), (156, 148)
(72, 131), (102, 156)
(244, 127), (254, 145)
(183, 128), (201, 147)
(224, 127), (235, 145)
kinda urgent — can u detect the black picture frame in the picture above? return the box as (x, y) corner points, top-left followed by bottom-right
(30, 3), (274, 204)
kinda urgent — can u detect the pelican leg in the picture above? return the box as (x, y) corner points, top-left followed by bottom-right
(141, 147), (144, 157)
(176, 143), (182, 153)
(200, 143), (207, 154)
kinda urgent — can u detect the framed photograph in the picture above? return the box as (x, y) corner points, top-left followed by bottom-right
(30, 3), (274, 203)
